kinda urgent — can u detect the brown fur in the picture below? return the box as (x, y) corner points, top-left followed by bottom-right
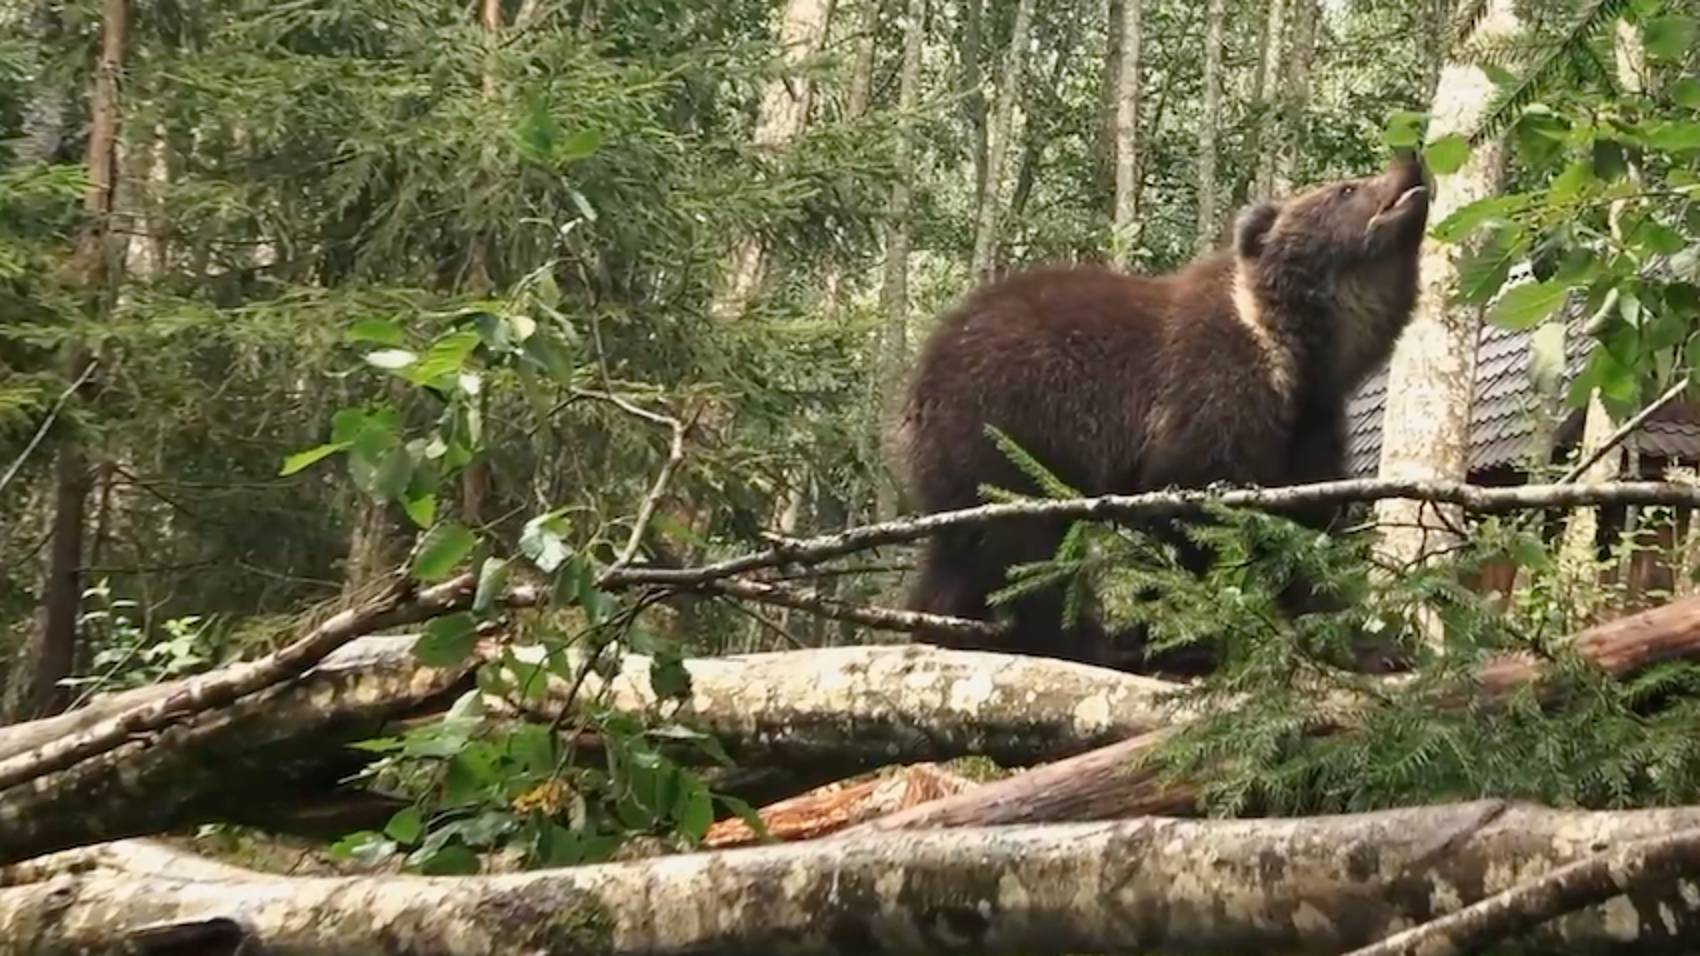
(899, 153), (1431, 674)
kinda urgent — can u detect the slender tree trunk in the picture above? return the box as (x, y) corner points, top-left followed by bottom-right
(1007, 17), (1079, 228)
(713, 0), (836, 320)
(1110, 0), (1143, 265)
(969, 0), (1035, 281)
(871, 0), (926, 521)
(1096, 0), (1123, 199)
(845, 0), (882, 120)
(6, 0), (128, 722)
(961, 0), (987, 210)
(1267, 0), (1317, 197)
(1238, 0), (1286, 205)
(1195, 0), (1225, 252)
(1373, 0), (1521, 579)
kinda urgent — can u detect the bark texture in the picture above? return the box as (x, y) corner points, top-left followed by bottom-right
(7, 0), (127, 723)
(1373, 0), (1521, 569)
(1110, 0), (1143, 262)
(968, 0), (1034, 280)
(7, 802), (1700, 955)
(1195, 0), (1225, 251)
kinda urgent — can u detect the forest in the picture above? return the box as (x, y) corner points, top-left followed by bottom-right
(3, 0), (1700, 951)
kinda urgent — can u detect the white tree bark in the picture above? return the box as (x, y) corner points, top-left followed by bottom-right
(711, 0), (835, 319)
(1195, 0), (1225, 252)
(1110, 0), (1144, 263)
(1373, 0), (1521, 572)
(1267, 0), (1317, 197)
(1240, 0), (1286, 203)
(7, 802), (1700, 955)
(968, 0), (1034, 280)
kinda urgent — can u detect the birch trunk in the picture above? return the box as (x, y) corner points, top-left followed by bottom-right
(961, 0), (988, 210)
(845, 0), (882, 120)
(711, 0), (835, 319)
(1195, 0), (1225, 252)
(871, 0), (926, 521)
(1372, 0), (1521, 575)
(968, 0), (1035, 281)
(1110, 0), (1144, 264)
(5, 0), (127, 722)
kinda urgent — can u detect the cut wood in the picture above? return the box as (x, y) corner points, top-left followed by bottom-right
(4, 801), (1699, 955)
(702, 762), (977, 848)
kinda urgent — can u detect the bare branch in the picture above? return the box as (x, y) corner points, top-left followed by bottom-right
(600, 479), (1700, 590)
(1558, 376), (1691, 484)
(701, 577), (1002, 639)
(0, 360), (99, 498)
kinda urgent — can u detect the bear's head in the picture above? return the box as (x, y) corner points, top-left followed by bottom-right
(1233, 152), (1431, 388)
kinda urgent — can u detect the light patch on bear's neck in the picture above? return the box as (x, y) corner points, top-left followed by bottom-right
(1232, 262), (1295, 396)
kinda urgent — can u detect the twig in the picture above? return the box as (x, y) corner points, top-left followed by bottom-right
(614, 411), (688, 571)
(703, 577), (1002, 640)
(0, 361), (99, 498)
(598, 479), (1700, 590)
(1558, 376), (1691, 484)
(1342, 823), (1700, 956)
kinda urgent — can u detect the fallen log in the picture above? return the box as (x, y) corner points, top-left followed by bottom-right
(4, 801), (1699, 955)
(841, 594), (1700, 836)
(0, 637), (1175, 865)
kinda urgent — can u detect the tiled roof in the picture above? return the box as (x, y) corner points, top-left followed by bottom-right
(1345, 314), (1700, 478)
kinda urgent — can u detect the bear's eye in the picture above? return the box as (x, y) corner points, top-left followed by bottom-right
(1340, 184), (1357, 198)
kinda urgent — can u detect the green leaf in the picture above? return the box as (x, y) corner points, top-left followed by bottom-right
(1384, 110), (1426, 148)
(1546, 159), (1594, 205)
(1422, 134), (1470, 175)
(405, 330), (482, 388)
(1592, 139), (1628, 181)
(402, 491), (437, 529)
(559, 128), (604, 162)
(672, 775), (714, 842)
(415, 612), (479, 667)
(1429, 195), (1528, 243)
(473, 557), (511, 615)
(1489, 280), (1570, 331)
(1456, 227), (1525, 305)
(279, 441), (350, 476)
(520, 512), (573, 573)
(1644, 16), (1697, 62)
(521, 331), (578, 386)
(413, 522), (477, 581)
(373, 446), (414, 500)
(1647, 121), (1700, 153)
(348, 318), (407, 346)
(649, 655), (693, 701)
(417, 843), (480, 875)
(385, 806), (424, 844)
(1674, 78), (1700, 110)
(364, 348), (418, 370)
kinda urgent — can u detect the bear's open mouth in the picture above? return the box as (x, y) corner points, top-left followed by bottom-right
(1369, 185), (1428, 231)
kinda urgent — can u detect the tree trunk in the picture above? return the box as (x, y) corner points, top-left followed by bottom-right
(1109, 0), (1143, 265)
(712, 0), (836, 319)
(1372, 0), (1521, 577)
(961, 0), (987, 210)
(968, 0), (1035, 281)
(9, 803), (1700, 955)
(1267, 0), (1317, 196)
(870, 0), (926, 521)
(1195, 0), (1225, 252)
(845, 0), (882, 119)
(6, 0), (128, 722)
(1237, 0), (1286, 204)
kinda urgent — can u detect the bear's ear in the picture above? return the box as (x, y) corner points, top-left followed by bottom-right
(1234, 202), (1281, 260)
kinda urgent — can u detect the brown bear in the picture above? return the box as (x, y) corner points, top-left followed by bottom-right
(897, 151), (1430, 674)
